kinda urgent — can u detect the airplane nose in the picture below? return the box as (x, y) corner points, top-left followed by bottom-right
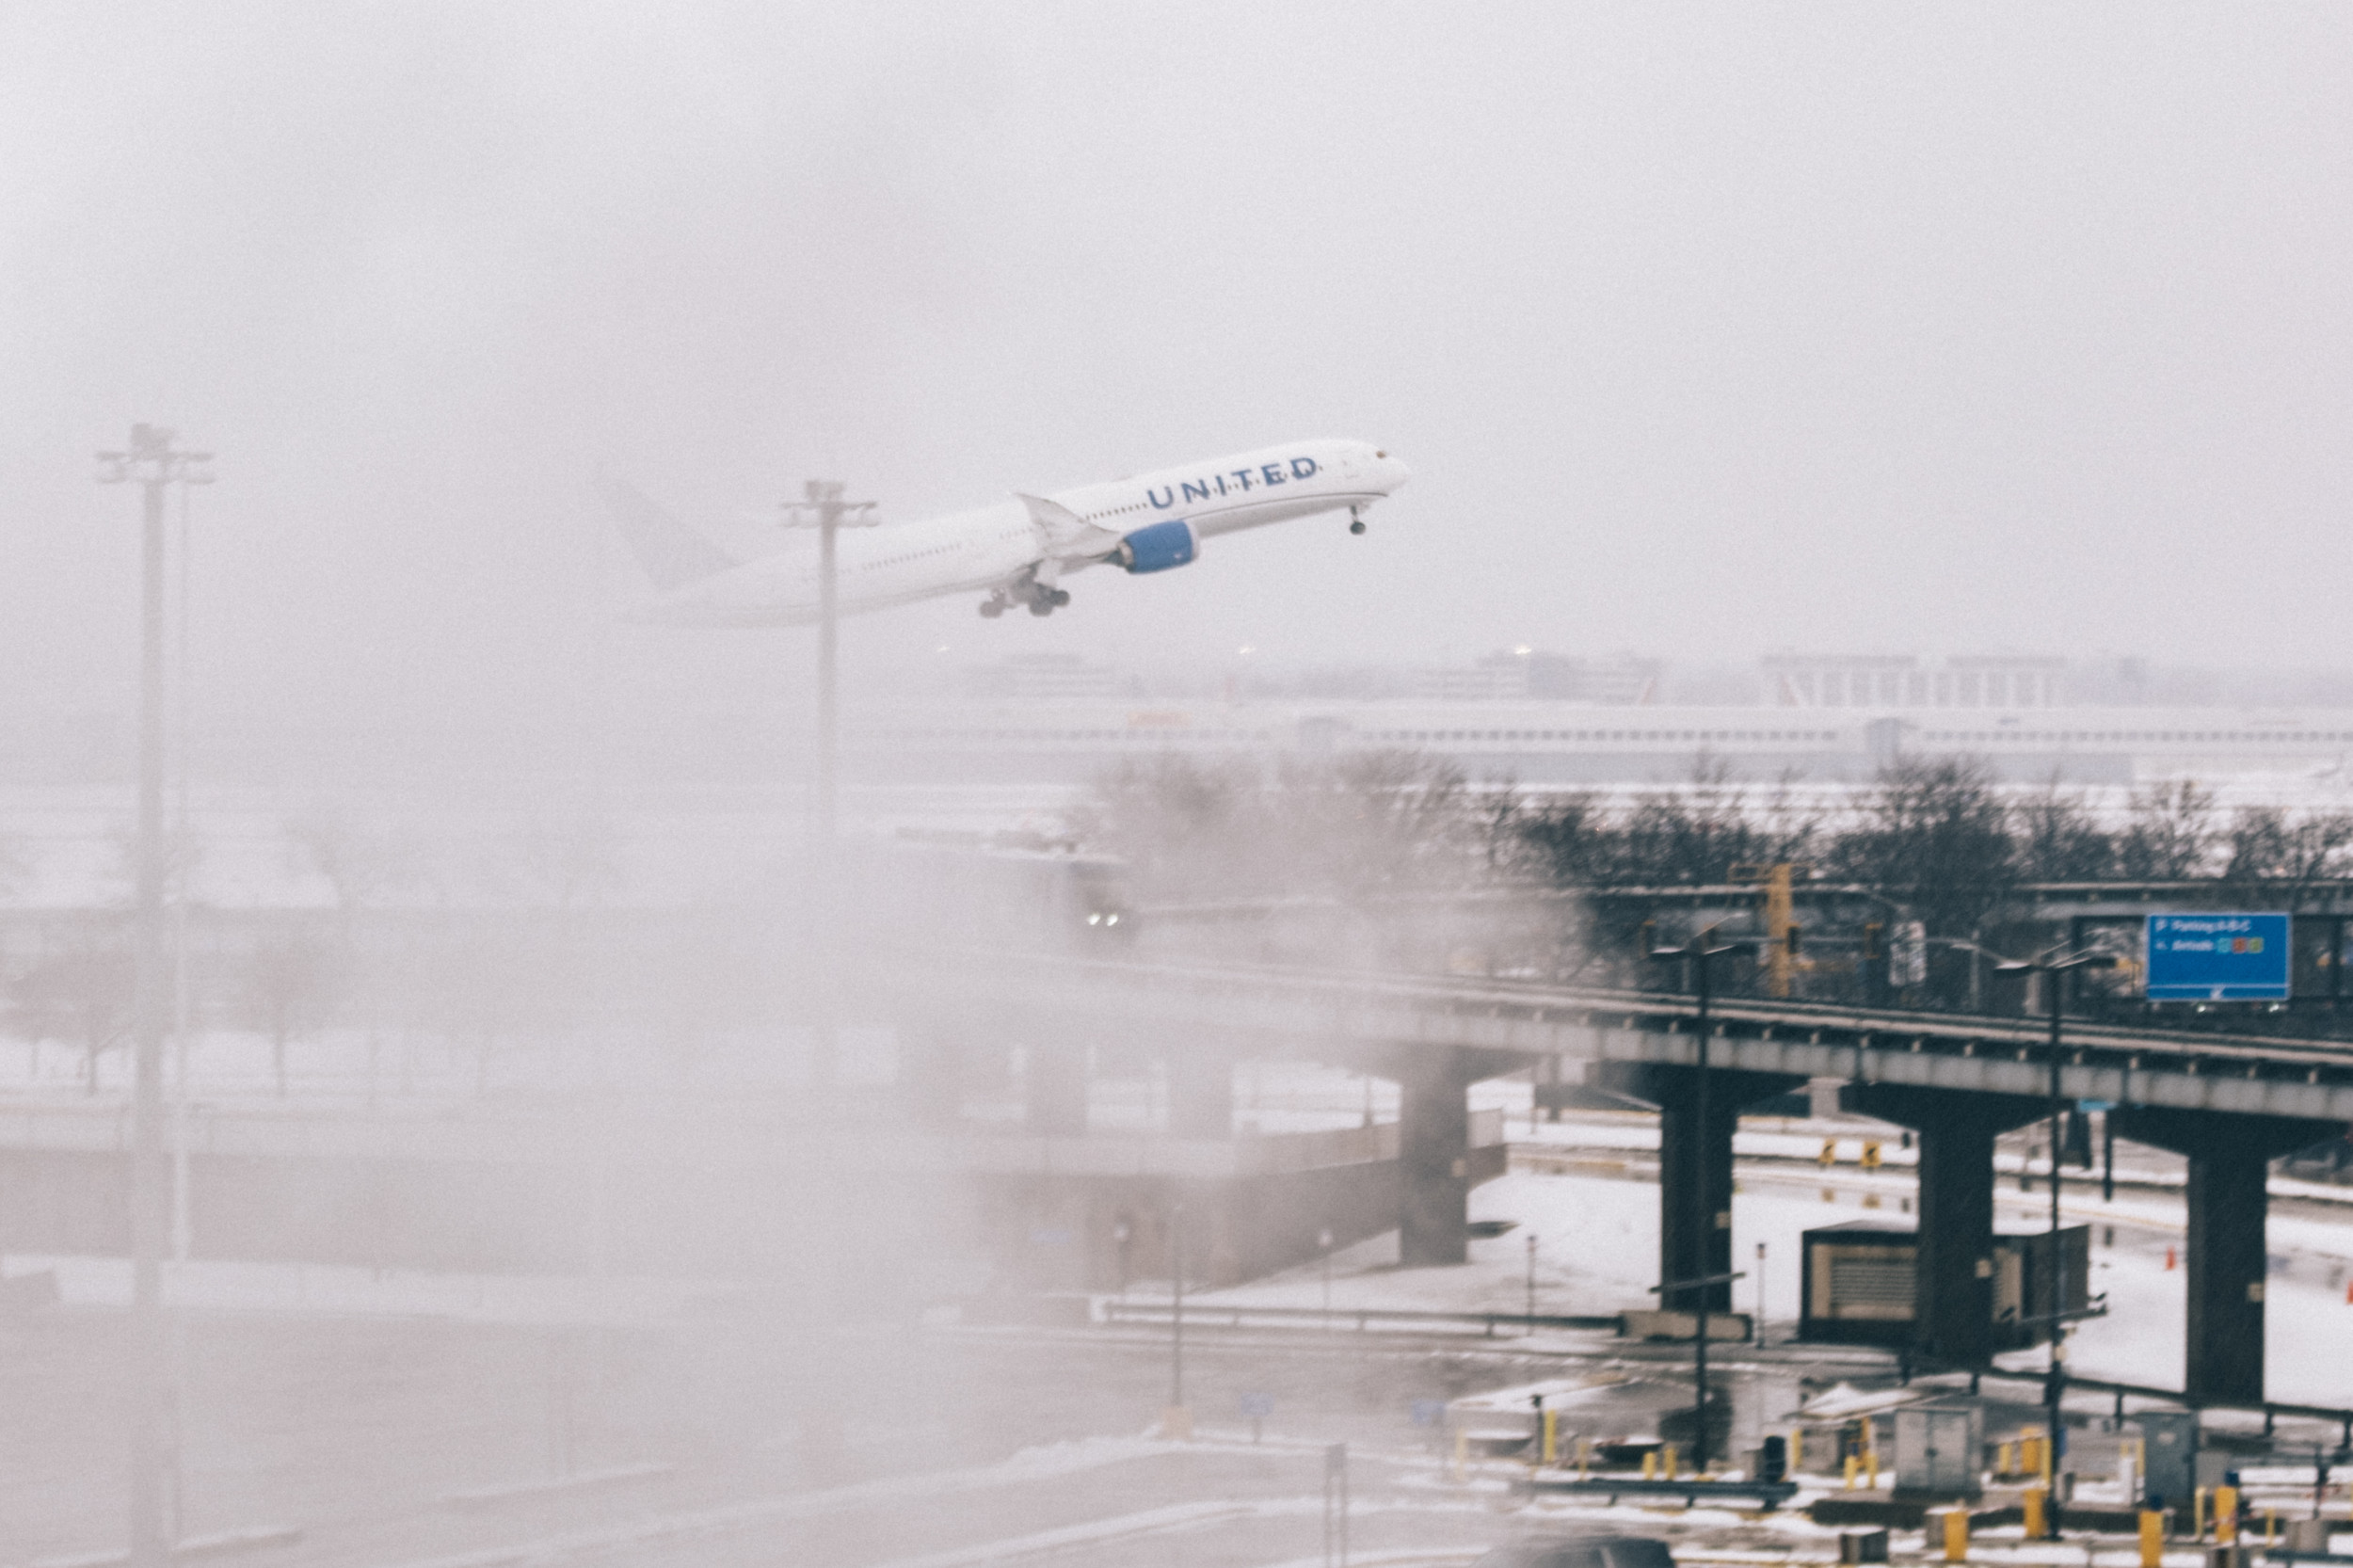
(1377, 450), (1411, 492)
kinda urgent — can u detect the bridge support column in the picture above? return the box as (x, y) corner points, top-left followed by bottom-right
(2112, 1107), (2340, 1406)
(1399, 1050), (1471, 1267)
(1166, 1047), (1234, 1140)
(1845, 1085), (2045, 1367)
(1023, 1038), (1088, 1136)
(1644, 1067), (1801, 1311)
(1597, 1064), (1801, 1311)
(1657, 1083), (1737, 1313)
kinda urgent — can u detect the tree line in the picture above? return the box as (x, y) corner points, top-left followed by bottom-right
(1080, 751), (2353, 943)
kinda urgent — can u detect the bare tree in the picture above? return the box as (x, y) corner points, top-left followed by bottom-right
(286, 811), (421, 910)
(1828, 758), (2015, 936)
(2219, 806), (2353, 908)
(2116, 780), (2217, 879)
(2012, 777), (2117, 882)
(241, 932), (343, 1096)
(10, 925), (135, 1094)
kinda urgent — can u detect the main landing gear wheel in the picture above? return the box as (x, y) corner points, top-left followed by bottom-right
(1349, 519), (1367, 535)
(1028, 599), (1054, 616)
(979, 600), (1005, 618)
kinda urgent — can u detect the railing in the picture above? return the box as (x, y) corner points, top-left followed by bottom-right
(1099, 1299), (1623, 1336)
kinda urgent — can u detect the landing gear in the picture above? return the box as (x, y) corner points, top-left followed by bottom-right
(980, 580), (1069, 618)
(1348, 505), (1367, 536)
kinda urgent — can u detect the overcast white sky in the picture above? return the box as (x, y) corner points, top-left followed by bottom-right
(5, 3), (2349, 733)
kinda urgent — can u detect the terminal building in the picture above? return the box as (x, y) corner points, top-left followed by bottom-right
(852, 701), (2353, 786)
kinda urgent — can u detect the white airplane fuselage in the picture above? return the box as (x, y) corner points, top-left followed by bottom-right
(636, 438), (1409, 627)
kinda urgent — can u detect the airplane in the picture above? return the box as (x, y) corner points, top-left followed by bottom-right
(603, 438), (1410, 625)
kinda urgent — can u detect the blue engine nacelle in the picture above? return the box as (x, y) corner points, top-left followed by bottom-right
(1115, 518), (1196, 573)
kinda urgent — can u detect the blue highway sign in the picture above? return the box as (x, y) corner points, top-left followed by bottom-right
(2145, 913), (2291, 1001)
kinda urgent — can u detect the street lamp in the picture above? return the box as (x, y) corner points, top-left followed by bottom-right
(96, 424), (210, 1568)
(1993, 947), (2117, 1532)
(1650, 927), (1742, 1472)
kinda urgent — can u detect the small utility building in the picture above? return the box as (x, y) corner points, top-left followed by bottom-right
(1800, 1220), (2089, 1349)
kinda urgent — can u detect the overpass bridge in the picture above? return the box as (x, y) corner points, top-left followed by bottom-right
(906, 952), (2353, 1407)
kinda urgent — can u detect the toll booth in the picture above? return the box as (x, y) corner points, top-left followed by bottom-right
(2137, 1411), (2199, 1510)
(1892, 1404), (1984, 1501)
(1800, 1222), (1917, 1347)
(1801, 1222), (2090, 1348)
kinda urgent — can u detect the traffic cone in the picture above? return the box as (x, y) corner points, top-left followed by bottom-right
(2166, 1246), (2177, 1271)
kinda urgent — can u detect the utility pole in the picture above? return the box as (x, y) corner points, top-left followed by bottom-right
(97, 424), (211, 1568)
(778, 480), (877, 842)
(778, 481), (874, 1092)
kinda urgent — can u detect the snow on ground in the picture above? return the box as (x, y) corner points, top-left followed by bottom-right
(1194, 1151), (2353, 1408)
(0, 1254), (744, 1324)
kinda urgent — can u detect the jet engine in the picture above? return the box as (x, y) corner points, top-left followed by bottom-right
(1114, 519), (1195, 573)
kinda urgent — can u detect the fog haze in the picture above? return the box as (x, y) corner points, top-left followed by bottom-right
(6, 4), (2350, 727)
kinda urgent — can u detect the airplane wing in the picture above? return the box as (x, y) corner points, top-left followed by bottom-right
(1015, 492), (1124, 564)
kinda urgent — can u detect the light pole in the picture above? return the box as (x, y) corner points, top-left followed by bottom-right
(96, 424), (211, 1568)
(1994, 947), (2117, 1533)
(777, 481), (874, 1090)
(1651, 928), (1741, 1472)
(777, 480), (876, 842)
(1166, 1201), (1188, 1437)
(1525, 1232), (1538, 1333)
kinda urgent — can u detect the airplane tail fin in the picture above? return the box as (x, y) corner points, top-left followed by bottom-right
(599, 477), (742, 591)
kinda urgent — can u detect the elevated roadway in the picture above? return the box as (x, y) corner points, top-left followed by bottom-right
(906, 952), (2353, 1407)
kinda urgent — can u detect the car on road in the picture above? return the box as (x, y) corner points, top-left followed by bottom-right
(1472, 1535), (1675, 1568)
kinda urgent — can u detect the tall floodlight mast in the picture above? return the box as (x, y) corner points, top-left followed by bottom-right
(777, 480), (875, 1090)
(778, 479), (877, 841)
(95, 424), (211, 1568)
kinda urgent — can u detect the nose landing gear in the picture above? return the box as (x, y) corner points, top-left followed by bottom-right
(1348, 505), (1367, 536)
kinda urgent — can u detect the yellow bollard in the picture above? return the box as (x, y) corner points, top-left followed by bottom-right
(1791, 1428), (1803, 1474)
(1865, 1418), (1880, 1488)
(2266, 1509), (2278, 1545)
(2024, 1486), (2047, 1541)
(1942, 1507), (1970, 1562)
(1662, 1444), (1679, 1480)
(1997, 1441), (2015, 1478)
(2140, 1509), (2165, 1568)
(1642, 1449), (1657, 1480)
(2216, 1484), (2239, 1544)
(1543, 1408), (1558, 1468)
(2194, 1486), (2208, 1542)
(1845, 1453), (1861, 1490)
